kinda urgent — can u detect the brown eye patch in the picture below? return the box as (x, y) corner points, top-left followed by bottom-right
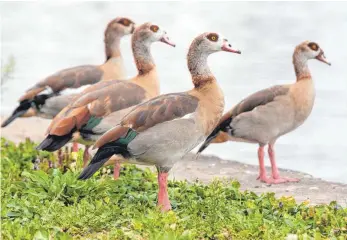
(150, 25), (159, 33)
(207, 33), (219, 42)
(308, 42), (319, 51)
(119, 18), (131, 26)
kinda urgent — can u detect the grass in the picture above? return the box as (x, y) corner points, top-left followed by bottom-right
(1, 55), (16, 86)
(1, 55), (16, 102)
(1, 138), (346, 239)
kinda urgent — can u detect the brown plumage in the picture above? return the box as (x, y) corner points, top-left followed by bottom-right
(231, 85), (289, 118)
(94, 93), (199, 148)
(18, 66), (104, 102)
(197, 41), (331, 184)
(2, 17), (135, 128)
(19, 17), (136, 103)
(82, 32), (241, 211)
(104, 17), (135, 61)
(47, 81), (146, 136)
(122, 93), (199, 131)
(38, 22), (175, 157)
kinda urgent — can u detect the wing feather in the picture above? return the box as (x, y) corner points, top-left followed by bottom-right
(19, 65), (103, 101)
(94, 93), (199, 148)
(47, 80), (147, 136)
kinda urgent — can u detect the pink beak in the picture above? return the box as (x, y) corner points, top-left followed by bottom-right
(160, 35), (176, 47)
(316, 52), (331, 66)
(221, 41), (241, 54)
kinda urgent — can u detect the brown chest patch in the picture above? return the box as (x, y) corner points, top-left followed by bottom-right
(190, 82), (225, 135)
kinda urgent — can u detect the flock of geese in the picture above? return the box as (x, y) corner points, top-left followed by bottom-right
(2, 17), (331, 211)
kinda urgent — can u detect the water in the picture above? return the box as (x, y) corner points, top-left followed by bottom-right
(1, 2), (346, 183)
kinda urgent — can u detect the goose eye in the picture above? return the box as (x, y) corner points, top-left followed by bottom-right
(308, 42), (319, 51)
(207, 33), (219, 42)
(150, 25), (159, 33)
(119, 18), (130, 26)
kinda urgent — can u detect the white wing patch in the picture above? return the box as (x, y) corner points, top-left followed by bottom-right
(180, 112), (195, 120)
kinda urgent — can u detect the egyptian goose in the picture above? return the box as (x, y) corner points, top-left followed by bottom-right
(1, 17), (135, 128)
(78, 32), (241, 211)
(197, 41), (331, 184)
(37, 22), (175, 173)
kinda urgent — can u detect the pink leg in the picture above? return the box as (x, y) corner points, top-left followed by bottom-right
(268, 144), (299, 184)
(157, 172), (171, 212)
(257, 146), (268, 182)
(83, 145), (90, 168)
(113, 161), (121, 180)
(72, 142), (79, 152)
(268, 144), (280, 178)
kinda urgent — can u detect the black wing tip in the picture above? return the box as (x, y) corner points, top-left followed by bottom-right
(1, 119), (12, 128)
(1, 110), (27, 128)
(2, 100), (35, 128)
(197, 137), (212, 154)
(197, 116), (233, 154)
(36, 136), (54, 151)
(36, 137), (49, 150)
(36, 134), (72, 152)
(36, 145), (44, 151)
(36, 142), (50, 151)
(77, 160), (107, 180)
(1, 116), (13, 127)
(78, 167), (97, 180)
(197, 133), (216, 154)
(77, 143), (128, 180)
(77, 172), (90, 180)
(197, 143), (208, 154)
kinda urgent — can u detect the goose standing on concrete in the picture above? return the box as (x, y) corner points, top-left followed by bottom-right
(197, 41), (331, 184)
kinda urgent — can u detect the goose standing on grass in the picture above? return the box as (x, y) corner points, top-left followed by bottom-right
(37, 23), (176, 175)
(197, 41), (331, 184)
(1, 17), (135, 131)
(78, 32), (241, 211)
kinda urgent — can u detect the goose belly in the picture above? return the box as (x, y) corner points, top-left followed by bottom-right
(128, 119), (204, 168)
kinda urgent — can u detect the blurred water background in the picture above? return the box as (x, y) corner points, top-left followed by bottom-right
(1, 2), (346, 183)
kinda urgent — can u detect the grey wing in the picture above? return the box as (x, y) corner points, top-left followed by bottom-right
(128, 118), (204, 166)
(231, 86), (294, 144)
(123, 93), (201, 161)
(231, 85), (290, 117)
(44, 65), (104, 91)
(20, 65), (103, 101)
(94, 92), (201, 164)
(39, 94), (79, 118)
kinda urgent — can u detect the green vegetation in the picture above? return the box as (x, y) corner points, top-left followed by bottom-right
(1, 138), (346, 239)
(1, 55), (16, 102)
(1, 55), (16, 86)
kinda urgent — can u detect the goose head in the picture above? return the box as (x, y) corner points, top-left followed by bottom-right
(105, 17), (136, 37)
(296, 41), (331, 66)
(190, 32), (241, 55)
(132, 22), (175, 47)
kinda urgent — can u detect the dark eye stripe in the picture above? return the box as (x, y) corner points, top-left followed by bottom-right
(119, 18), (132, 26)
(207, 33), (219, 42)
(150, 25), (159, 32)
(308, 42), (319, 51)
